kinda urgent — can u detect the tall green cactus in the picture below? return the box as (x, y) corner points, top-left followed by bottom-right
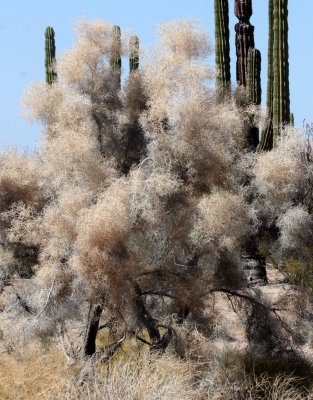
(259, 0), (290, 150)
(247, 48), (261, 105)
(290, 113), (294, 127)
(110, 25), (122, 88)
(273, 0), (290, 145)
(45, 27), (57, 85)
(129, 36), (139, 73)
(258, 0), (274, 151)
(247, 48), (261, 149)
(214, 0), (231, 99)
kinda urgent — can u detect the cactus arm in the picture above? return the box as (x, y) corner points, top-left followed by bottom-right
(247, 48), (261, 106)
(234, 0), (255, 87)
(273, 0), (290, 145)
(290, 113), (294, 127)
(247, 48), (261, 149)
(110, 25), (122, 88)
(266, 0), (274, 119)
(129, 35), (139, 73)
(258, 0), (274, 151)
(214, 0), (231, 98)
(45, 27), (57, 85)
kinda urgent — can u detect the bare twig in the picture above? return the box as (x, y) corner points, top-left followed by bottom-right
(36, 274), (56, 318)
(136, 335), (152, 347)
(95, 333), (126, 364)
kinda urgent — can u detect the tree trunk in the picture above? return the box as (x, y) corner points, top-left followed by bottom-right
(241, 240), (267, 285)
(133, 281), (174, 351)
(82, 304), (103, 357)
(133, 282), (161, 344)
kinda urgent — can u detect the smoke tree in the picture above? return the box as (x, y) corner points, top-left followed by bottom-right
(254, 128), (313, 288)
(0, 19), (310, 360)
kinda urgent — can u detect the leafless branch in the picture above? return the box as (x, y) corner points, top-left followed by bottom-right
(95, 332), (126, 364)
(36, 274), (56, 318)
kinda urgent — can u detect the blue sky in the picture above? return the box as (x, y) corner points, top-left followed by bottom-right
(0, 1), (312, 150)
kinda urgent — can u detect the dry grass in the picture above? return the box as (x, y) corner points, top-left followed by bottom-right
(242, 374), (310, 400)
(0, 344), (78, 400)
(1, 339), (313, 400)
(57, 352), (200, 400)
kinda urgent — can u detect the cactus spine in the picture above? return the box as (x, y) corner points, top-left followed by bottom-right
(273, 0), (290, 145)
(45, 27), (57, 85)
(234, 0), (255, 87)
(214, 0), (231, 98)
(110, 25), (122, 88)
(247, 48), (261, 148)
(129, 36), (139, 73)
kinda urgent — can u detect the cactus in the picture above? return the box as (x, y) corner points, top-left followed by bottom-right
(272, 0), (290, 145)
(234, 0), (255, 87)
(258, 0), (274, 151)
(290, 113), (294, 127)
(214, 0), (231, 98)
(234, 0), (261, 149)
(129, 36), (139, 73)
(247, 48), (261, 106)
(259, 0), (290, 150)
(247, 48), (261, 149)
(234, 0), (252, 21)
(45, 27), (57, 85)
(110, 25), (122, 88)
